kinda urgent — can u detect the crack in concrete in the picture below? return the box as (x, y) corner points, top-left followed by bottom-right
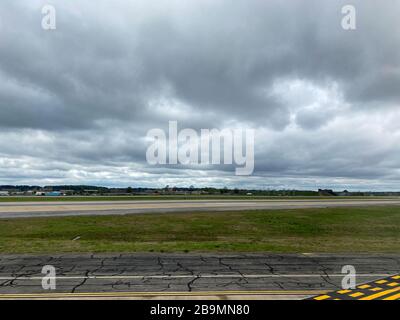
(71, 270), (90, 293)
(0, 254), (398, 294)
(157, 257), (165, 273)
(218, 258), (248, 284)
(264, 261), (275, 274)
(187, 275), (200, 292)
(89, 257), (107, 276)
(310, 258), (342, 289)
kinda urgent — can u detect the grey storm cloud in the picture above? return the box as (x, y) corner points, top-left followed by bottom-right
(0, 0), (399, 190)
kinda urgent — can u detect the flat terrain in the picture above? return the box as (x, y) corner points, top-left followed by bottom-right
(0, 195), (392, 202)
(0, 206), (399, 254)
(1, 198), (400, 219)
(0, 253), (398, 299)
(1, 204), (399, 299)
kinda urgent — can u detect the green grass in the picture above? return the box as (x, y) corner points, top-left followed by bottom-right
(0, 206), (399, 254)
(0, 195), (395, 202)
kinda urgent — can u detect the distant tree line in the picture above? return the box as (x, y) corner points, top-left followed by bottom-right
(1, 185), (398, 196)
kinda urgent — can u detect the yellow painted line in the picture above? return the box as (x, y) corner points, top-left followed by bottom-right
(383, 292), (400, 300)
(311, 274), (400, 300)
(349, 292), (364, 298)
(337, 289), (351, 294)
(359, 286), (400, 300)
(375, 280), (388, 284)
(387, 282), (399, 287)
(358, 285), (371, 289)
(0, 290), (329, 299)
(314, 295), (330, 300)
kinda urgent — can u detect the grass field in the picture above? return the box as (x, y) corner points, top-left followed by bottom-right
(0, 195), (396, 202)
(0, 206), (399, 254)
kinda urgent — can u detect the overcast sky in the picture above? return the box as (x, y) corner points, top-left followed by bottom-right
(0, 0), (399, 190)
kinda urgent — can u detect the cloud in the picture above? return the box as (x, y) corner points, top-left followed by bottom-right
(0, 0), (399, 190)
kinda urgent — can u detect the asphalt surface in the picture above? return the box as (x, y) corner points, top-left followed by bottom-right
(1, 198), (400, 219)
(0, 253), (398, 299)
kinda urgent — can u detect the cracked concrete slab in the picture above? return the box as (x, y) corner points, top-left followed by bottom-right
(0, 253), (398, 298)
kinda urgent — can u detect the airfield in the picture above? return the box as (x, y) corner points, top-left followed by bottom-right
(1, 197), (400, 219)
(0, 197), (399, 299)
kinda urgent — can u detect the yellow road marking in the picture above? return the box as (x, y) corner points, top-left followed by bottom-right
(359, 286), (400, 300)
(375, 280), (388, 284)
(0, 290), (329, 299)
(383, 292), (400, 300)
(337, 289), (351, 294)
(358, 284), (371, 289)
(314, 295), (330, 300)
(387, 282), (399, 287)
(311, 274), (400, 300)
(349, 292), (364, 298)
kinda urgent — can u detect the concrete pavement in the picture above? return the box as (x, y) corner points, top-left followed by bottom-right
(1, 198), (400, 218)
(0, 253), (398, 299)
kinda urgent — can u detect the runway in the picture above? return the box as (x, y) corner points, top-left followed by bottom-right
(1, 198), (400, 219)
(0, 253), (398, 299)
